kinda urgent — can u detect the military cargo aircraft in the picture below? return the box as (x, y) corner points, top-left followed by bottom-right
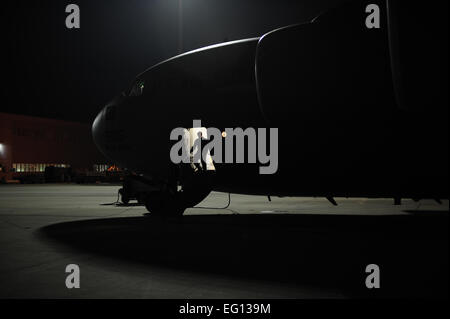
(92, 0), (448, 216)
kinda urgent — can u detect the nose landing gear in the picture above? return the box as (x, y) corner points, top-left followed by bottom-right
(119, 161), (214, 217)
(144, 164), (215, 217)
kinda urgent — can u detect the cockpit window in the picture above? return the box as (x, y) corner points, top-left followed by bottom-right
(129, 79), (145, 96)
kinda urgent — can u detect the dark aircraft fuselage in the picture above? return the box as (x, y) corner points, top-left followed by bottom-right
(92, 0), (448, 214)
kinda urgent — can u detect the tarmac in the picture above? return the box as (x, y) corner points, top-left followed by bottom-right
(0, 184), (448, 298)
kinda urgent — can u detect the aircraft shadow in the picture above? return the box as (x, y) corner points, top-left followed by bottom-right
(39, 212), (448, 298)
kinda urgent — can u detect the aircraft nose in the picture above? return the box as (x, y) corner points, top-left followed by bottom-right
(92, 94), (127, 161)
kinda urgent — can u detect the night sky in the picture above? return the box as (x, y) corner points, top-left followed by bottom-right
(1, 0), (345, 123)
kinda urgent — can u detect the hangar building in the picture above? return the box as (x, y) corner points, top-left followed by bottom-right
(0, 112), (109, 182)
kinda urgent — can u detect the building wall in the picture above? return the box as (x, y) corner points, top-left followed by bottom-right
(0, 112), (108, 178)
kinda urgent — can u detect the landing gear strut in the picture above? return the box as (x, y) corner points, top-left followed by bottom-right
(118, 188), (129, 205)
(119, 174), (157, 205)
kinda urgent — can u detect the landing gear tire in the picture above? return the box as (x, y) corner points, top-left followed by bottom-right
(144, 191), (185, 217)
(143, 161), (215, 217)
